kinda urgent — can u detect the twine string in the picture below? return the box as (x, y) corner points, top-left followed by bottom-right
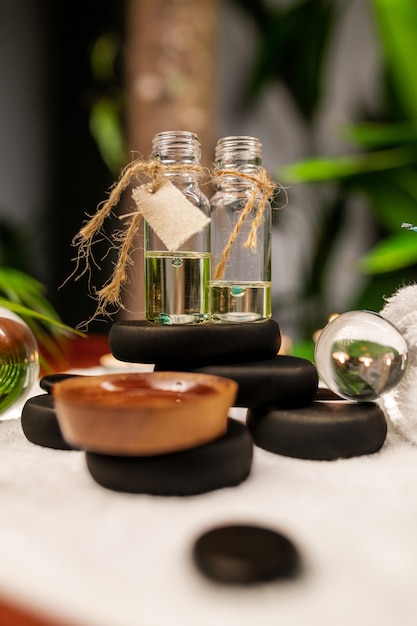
(212, 167), (284, 280)
(70, 156), (284, 324)
(71, 156), (205, 322)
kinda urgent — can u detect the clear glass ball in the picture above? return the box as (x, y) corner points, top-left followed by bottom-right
(0, 307), (39, 416)
(314, 310), (408, 401)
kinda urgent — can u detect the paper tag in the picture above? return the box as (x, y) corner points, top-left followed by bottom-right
(131, 179), (210, 251)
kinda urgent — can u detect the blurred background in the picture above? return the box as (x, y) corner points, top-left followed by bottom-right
(1, 0), (417, 357)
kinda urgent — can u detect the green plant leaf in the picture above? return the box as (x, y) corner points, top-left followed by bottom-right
(0, 266), (84, 370)
(0, 269), (72, 327)
(89, 98), (127, 176)
(341, 122), (417, 149)
(91, 34), (120, 84)
(353, 269), (414, 311)
(0, 297), (84, 336)
(359, 168), (417, 232)
(277, 145), (417, 183)
(289, 339), (315, 363)
(356, 231), (417, 274)
(371, 0), (417, 119)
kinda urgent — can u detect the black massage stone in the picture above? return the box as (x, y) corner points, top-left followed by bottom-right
(21, 394), (77, 451)
(157, 355), (319, 409)
(40, 373), (82, 394)
(108, 319), (281, 366)
(85, 418), (253, 496)
(192, 524), (301, 584)
(246, 401), (387, 460)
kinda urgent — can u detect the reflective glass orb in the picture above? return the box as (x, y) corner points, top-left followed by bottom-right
(0, 307), (39, 415)
(314, 310), (408, 401)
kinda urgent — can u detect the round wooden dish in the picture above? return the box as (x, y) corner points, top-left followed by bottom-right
(52, 372), (238, 455)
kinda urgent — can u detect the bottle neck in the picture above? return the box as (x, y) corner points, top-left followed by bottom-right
(214, 135), (263, 189)
(152, 130), (202, 169)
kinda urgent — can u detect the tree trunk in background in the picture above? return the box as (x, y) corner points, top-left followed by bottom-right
(123, 0), (219, 318)
(125, 0), (219, 164)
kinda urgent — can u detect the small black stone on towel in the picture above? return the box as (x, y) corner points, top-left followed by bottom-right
(192, 524), (301, 584)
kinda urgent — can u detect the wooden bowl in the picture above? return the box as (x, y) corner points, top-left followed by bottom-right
(52, 372), (238, 455)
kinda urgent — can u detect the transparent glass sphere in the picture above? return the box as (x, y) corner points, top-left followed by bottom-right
(0, 307), (39, 415)
(314, 310), (408, 401)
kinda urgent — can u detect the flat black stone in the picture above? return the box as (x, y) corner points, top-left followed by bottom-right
(21, 394), (78, 451)
(40, 373), (82, 394)
(156, 355), (318, 409)
(246, 401), (387, 460)
(109, 319), (281, 366)
(192, 524), (301, 584)
(314, 387), (345, 401)
(85, 418), (253, 496)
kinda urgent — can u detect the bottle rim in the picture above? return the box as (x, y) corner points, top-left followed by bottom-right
(215, 136), (262, 164)
(152, 130), (201, 163)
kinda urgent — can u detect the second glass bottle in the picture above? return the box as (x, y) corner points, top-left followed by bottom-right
(210, 135), (272, 322)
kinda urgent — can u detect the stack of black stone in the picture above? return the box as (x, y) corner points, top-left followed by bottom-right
(21, 317), (388, 497)
(92, 318), (311, 495)
(108, 319), (318, 410)
(109, 318), (388, 464)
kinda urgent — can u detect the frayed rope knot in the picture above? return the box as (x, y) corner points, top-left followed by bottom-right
(212, 167), (286, 280)
(70, 156), (205, 324)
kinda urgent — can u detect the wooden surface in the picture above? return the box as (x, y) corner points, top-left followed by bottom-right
(122, 0), (219, 318)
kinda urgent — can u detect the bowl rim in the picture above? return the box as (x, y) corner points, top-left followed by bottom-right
(52, 371), (238, 408)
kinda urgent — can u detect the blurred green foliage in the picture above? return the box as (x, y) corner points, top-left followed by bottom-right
(234, 0), (417, 353)
(89, 33), (127, 175)
(0, 217), (82, 368)
(3, 1), (410, 352)
(0, 267), (84, 371)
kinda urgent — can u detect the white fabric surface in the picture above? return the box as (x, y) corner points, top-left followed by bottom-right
(1, 373), (417, 626)
(379, 284), (417, 444)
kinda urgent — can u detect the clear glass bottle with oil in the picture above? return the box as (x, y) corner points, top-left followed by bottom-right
(144, 130), (210, 324)
(210, 136), (272, 322)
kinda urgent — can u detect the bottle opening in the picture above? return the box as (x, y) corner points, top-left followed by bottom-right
(152, 130), (201, 164)
(215, 135), (262, 167)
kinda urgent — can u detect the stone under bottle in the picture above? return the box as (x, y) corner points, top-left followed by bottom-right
(144, 130), (211, 324)
(210, 136), (272, 322)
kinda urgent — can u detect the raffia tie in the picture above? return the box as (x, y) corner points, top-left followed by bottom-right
(212, 167), (285, 280)
(71, 157), (205, 321)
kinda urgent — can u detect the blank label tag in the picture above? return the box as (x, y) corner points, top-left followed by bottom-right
(131, 179), (210, 251)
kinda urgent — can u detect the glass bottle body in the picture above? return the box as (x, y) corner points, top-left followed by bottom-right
(144, 131), (210, 325)
(210, 137), (272, 322)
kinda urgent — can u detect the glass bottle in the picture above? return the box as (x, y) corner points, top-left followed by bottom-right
(210, 136), (272, 322)
(144, 130), (211, 324)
